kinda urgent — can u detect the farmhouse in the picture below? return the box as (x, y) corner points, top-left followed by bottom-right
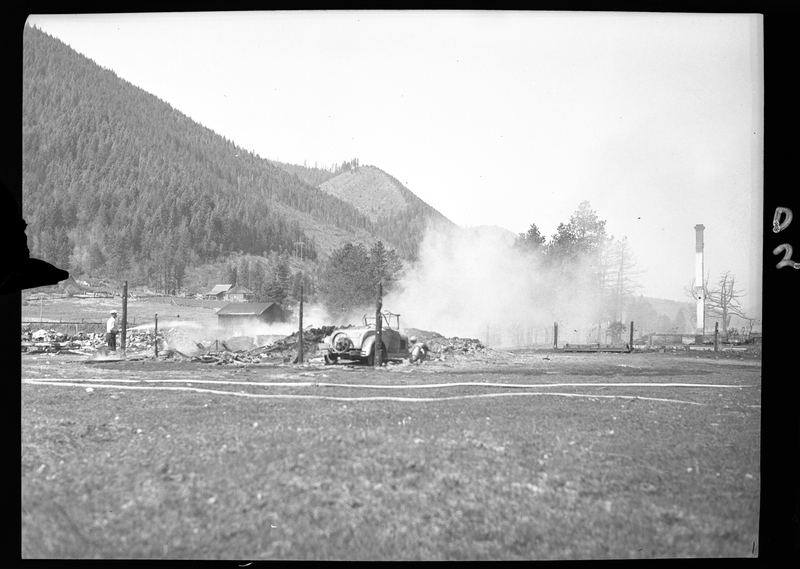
(223, 285), (254, 302)
(203, 284), (232, 300)
(216, 302), (286, 332)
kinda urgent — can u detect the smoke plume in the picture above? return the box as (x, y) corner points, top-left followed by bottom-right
(384, 223), (603, 347)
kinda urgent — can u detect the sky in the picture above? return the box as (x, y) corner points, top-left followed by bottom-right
(26, 11), (763, 307)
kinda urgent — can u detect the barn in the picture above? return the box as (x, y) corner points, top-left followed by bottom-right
(216, 302), (286, 332)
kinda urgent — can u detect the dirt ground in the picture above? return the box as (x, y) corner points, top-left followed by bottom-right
(21, 349), (762, 560)
(21, 347), (762, 388)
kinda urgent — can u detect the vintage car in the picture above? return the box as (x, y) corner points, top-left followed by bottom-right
(319, 311), (410, 365)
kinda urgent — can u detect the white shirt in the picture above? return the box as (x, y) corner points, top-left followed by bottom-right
(107, 316), (117, 333)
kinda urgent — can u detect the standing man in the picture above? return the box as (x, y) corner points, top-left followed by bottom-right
(106, 310), (118, 351)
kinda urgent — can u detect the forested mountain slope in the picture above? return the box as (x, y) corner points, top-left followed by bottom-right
(22, 24), (449, 290)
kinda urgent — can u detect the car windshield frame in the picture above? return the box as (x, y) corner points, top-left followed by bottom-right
(363, 311), (401, 331)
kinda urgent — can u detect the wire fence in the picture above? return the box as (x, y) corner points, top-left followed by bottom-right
(21, 319), (137, 335)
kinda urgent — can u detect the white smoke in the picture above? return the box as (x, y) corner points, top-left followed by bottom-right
(384, 223), (603, 346)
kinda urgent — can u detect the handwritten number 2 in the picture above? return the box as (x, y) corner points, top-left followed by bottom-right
(773, 244), (800, 269)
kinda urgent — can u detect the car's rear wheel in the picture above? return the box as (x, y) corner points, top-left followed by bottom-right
(366, 341), (387, 366)
(324, 353), (338, 365)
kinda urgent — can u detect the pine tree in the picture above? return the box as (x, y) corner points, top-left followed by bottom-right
(517, 223), (546, 256)
(266, 254), (291, 306)
(319, 243), (374, 316)
(367, 241), (403, 295)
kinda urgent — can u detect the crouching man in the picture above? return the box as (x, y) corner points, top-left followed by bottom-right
(409, 336), (429, 364)
(106, 310), (119, 351)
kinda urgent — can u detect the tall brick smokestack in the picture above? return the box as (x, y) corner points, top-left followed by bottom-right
(694, 224), (705, 336)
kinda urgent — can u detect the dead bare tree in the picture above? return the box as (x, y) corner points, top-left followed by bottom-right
(685, 270), (748, 334)
(707, 271), (749, 333)
(598, 236), (643, 323)
(508, 321), (525, 347)
(745, 317), (760, 340)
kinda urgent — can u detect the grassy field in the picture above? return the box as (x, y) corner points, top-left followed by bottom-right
(21, 351), (761, 560)
(22, 296), (222, 329)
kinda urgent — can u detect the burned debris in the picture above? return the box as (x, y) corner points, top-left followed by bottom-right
(21, 321), (507, 366)
(21, 327), (157, 355)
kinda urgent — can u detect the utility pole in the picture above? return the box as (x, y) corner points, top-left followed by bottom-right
(154, 313), (158, 358)
(295, 241), (305, 365)
(121, 281), (128, 354)
(297, 283), (304, 364)
(374, 281), (383, 367)
(629, 321), (634, 351)
(553, 321), (559, 350)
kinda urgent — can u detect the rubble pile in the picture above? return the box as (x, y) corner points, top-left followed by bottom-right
(21, 329), (85, 354)
(190, 350), (259, 365)
(403, 329), (499, 361)
(21, 328), (157, 354)
(403, 328), (444, 343)
(20, 323), (336, 362)
(190, 326), (337, 365)
(426, 336), (487, 356)
(22, 322), (514, 365)
(420, 335), (524, 365)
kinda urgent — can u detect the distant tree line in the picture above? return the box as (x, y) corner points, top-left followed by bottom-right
(516, 201), (638, 335)
(517, 201), (663, 338)
(203, 239), (402, 321)
(516, 201), (749, 338)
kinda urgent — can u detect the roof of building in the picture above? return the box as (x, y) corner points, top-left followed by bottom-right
(216, 302), (283, 316)
(206, 284), (233, 295)
(225, 285), (254, 295)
